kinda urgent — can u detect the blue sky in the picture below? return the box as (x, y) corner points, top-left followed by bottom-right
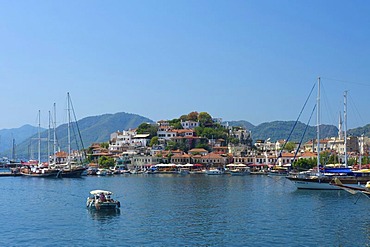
(1, 1), (370, 130)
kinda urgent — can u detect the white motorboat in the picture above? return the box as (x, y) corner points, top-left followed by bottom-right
(86, 190), (121, 210)
(206, 168), (224, 175)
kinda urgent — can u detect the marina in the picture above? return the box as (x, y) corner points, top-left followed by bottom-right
(0, 174), (368, 246)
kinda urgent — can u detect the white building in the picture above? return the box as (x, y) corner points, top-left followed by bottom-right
(181, 120), (199, 129)
(109, 129), (149, 151)
(157, 129), (177, 140)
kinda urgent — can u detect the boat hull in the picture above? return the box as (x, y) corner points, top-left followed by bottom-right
(87, 200), (120, 210)
(20, 170), (61, 178)
(206, 169), (224, 175)
(286, 176), (367, 190)
(60, 167), (86, 178)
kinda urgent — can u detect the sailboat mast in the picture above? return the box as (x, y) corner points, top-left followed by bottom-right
(38, 110), (41, 165)
(53, 103), (57, 165)
(317, 77), (320, 172)
(48, 111), (51, 164)
(67, 93), (71, 166)
(344, 90), (348, 168)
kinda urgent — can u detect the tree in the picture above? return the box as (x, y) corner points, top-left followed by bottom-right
(187, 111), (199, 121)
(137, 123), (158, 138)
(198, 112), (213, 127)
(100, 142), (109, 149)
(149, 136), (159, 147)
(283, 142), (296, 152)
(169, 118), (183, 129)
(180, 115), (188, 121)
(166, 141), (179, 151)
(98, 156), (115, 169)
(229, 137), (240, 145)
(348, 157), (356, 166)
(293, 158), (316, 171)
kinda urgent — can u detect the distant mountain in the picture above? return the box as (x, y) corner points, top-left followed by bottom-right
(10, 112), (154, 160)
(3, 113), (369, 161)
(347, 124), (370, 137)
(0, 125), (43, 157)
(228, 120), (339, 143)
(226, 120), (255, 130)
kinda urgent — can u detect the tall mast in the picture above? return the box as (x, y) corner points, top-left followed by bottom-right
(48, 111), (51, 164)
(38, 110), (41, 165)
(53, 103), (57, 165)
(359, 134), (364, 170)
(12, 138), (15, 161)
(344, 90), (348, 168)
(67, 93), (71, 166)
(317, 77), (321, 173)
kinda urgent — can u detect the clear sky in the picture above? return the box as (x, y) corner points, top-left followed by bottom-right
(1, 0), (370, 130)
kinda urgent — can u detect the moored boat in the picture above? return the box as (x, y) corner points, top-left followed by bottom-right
(20, 165), (61, 178)
(206, 168), (224, 175)
(60, 166), (86, 178)
(227, 164), (250, 176)
(286, 78), (365, 190)
(286, 168), (370, 190)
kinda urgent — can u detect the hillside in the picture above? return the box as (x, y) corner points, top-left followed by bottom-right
(0, 125), (42, 157)
(226, 120), (255, 130)
(3, 113), (369, 161)
(228, 120), (339, 143)
(12, 112), (154, 160)
(347, 124), (370, 137)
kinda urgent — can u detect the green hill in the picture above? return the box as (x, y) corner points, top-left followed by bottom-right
(0, 125), (42, 157)
(228, 120), (339, 143)
(4, 114), (369, 161)
(13, 112), (154, 161)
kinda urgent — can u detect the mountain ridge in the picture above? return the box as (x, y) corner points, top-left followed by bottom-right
(2, 113), (369, 160)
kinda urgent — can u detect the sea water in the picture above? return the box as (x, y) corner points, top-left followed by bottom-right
(0, 175), (368, 246)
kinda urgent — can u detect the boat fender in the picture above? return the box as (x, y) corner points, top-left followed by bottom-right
(117, 201), (120, 208)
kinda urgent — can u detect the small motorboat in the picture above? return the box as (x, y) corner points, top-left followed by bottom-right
(86, 190), (121, 210)
(205, 168), (224, 175)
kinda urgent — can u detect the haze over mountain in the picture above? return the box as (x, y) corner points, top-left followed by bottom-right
(227, 120), (339, 143)
(2, 112), (369, 161)
(3, 112), (153, 161)
(0, 125), (42, 158)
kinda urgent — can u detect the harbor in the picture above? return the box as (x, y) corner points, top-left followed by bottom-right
(0, 174), (368, 246)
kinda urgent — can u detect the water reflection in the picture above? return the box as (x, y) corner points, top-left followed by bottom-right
(88, 209), (121, 221)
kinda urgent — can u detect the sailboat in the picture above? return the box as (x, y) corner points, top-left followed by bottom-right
(20, 110), (61, 178)
(51, 94), (86, 178)
(286, 78), (370, 189)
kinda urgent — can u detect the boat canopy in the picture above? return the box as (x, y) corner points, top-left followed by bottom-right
(90, 190), (113, 195)
(323, 168), (352, 173)
(226, 164), (247, 167)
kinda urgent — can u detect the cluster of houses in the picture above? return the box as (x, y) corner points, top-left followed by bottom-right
(86, 119), (370, 171)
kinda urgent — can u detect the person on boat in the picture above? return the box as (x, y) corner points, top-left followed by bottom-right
(99, 193), (106, 202)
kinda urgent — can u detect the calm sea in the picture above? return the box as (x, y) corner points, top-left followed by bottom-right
(0, 174), (369, 247)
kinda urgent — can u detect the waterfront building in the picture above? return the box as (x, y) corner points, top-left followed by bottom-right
(188, 148), (208, 156)
(131, 155), (162, 170)
(192, 152), (226, 168)
(55, 151), (68, 164)
(170, 152), (191, 164)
